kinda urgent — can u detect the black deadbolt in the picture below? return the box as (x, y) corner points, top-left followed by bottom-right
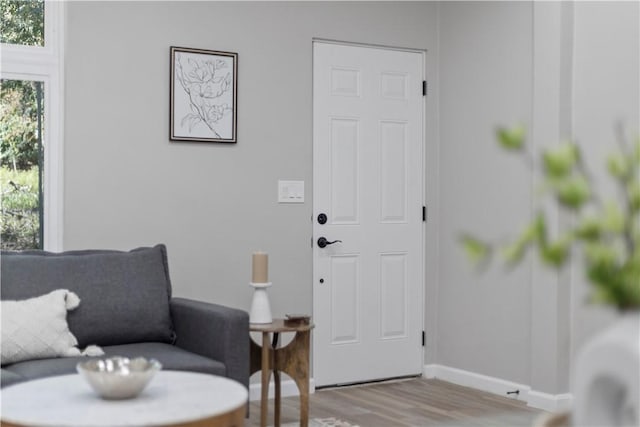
(317, 213), (327, 224)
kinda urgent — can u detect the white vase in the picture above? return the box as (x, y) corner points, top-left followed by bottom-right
(573, 311), (640, 427)
(249, 282), (273, 324)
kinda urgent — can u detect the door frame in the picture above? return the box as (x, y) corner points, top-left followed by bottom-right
(311, 38), (428, 386)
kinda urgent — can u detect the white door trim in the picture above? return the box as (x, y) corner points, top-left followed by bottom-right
(312, 37), (428, 55)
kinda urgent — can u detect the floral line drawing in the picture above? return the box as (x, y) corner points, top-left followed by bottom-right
(175, 55), (230, 137)
(170, 47), (237, 143)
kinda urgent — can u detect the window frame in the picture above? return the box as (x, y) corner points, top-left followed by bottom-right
(1, 1), (64, 251)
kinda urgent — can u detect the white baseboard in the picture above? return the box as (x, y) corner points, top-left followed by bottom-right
(423, 364), (530, 403)
(527, 390), (573, 413)
(249, 378), (316, 401)
(424, 364), (573, 413)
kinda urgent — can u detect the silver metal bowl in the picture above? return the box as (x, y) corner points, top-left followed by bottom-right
(77, 356), (162, 400)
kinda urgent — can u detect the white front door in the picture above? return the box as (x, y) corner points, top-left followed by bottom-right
(312, 42), (425, 387)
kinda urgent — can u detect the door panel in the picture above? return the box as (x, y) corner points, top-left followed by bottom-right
(330, 118), (360, 224)
(380, 252), (408, 339)
(380, 120), (408, 223)
(313, 42), (424, 386)
(330, 255), (360, 344)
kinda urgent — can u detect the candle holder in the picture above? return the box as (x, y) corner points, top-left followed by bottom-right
(249, 282), (272, 324)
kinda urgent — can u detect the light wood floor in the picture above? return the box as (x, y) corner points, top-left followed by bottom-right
(247, 377), (545, 427)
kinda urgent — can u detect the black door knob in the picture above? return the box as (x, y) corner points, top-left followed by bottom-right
(317, 213), (327, 224)
(317, 237), (342, 248)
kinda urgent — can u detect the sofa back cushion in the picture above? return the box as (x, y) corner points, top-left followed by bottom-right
(1, 244), (175, 347)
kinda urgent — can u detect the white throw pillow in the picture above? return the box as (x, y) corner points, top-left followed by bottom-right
(1, 289), (103, 365)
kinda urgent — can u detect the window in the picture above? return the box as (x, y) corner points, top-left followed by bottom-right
(1, 79), (45, 249)
(1, 0), (63, 250)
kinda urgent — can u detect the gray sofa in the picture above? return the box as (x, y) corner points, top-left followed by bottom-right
(0, 244), (249, 390)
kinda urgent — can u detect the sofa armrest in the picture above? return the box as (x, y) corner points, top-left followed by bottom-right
(170, 297), (249, 389)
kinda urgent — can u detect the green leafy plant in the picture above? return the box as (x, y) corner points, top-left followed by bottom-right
(461, 126), (640, 310)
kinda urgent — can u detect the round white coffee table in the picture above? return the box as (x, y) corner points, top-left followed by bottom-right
(0, 370), (247, 427)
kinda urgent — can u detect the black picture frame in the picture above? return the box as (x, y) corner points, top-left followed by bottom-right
(170, 46), (238, 143)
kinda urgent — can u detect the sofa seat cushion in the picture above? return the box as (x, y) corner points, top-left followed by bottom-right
(1, 369), (25, 388)
(103, 343), (227, 376)
(0, 245), (175, 347)
(3, 343), (226, 384)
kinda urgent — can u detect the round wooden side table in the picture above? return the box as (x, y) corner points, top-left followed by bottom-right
(250, 318), (314, 427)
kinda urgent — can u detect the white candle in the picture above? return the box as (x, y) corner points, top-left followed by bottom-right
(252, 252), (268, 283)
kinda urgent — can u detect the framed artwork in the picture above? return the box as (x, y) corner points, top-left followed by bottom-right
(170, 46), (238, 143)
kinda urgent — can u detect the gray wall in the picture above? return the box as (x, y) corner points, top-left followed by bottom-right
(437, 0), (534, 386)
(437, 0), (639, 395)
(64, 1), (638, 396)
(64, 2), (438, 317)
(571, 0), (639, 356)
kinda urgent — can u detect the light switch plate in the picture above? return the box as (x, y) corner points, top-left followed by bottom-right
(278, 180), (304, 203)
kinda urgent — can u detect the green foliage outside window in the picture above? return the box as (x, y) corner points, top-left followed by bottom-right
(1, 80), (42, 171)
(1, 167), (40, 250)
(0, 0), (44, 46)
(1, 0), (45, 250)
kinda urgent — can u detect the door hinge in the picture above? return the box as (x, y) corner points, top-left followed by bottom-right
(422, 80), (427, 96)
(422, 331), (426, 347)
(422, 205), (427, 222)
